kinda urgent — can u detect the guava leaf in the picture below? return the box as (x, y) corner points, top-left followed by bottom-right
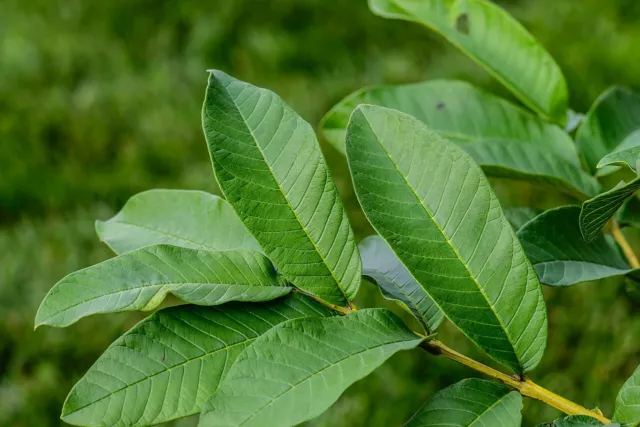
(202, 70), (361, 307)
(614, 364), (640, 425)
(199, 309), (424, 427)
(61, 294), (334, 427)
(346, 105), (547, 374)
(35, 246), (290, 327)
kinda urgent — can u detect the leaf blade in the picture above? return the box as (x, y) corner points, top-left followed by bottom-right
(61, 294), (334, 427)
(614, 364), (640, 425)
(35, 246), (290, 328)
(346, 105), (547, 373)
(199, 308), (423, 427)
(202, 70), (361, 306)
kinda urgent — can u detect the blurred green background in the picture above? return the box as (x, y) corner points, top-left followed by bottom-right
(1, 0), (639, 426)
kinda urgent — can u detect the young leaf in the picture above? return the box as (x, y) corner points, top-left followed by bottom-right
(61, 294), (334, 427)
(359, 235), (443, 332)
(576, 87), (640, 175)
(202, 70), (361, 307)
(347, 105), (547, 374)
(35, 246), (290, 328)
(96, 189), (261, 255)
(579, 176), (640, 243)
(517, 206), (632, 286)
(404, 378), (522, 427)
(504, 207), (542, 231)
(320, 80), (575, 157)
(368, 0), (568, 122)
(463, 139), (600, 199)
(536, 415), (615, 427)
(199, 309), (424, 427)
(614, 364), (640, 425)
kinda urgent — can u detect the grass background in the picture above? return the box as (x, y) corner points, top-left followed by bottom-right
(1, 0), (639, 425)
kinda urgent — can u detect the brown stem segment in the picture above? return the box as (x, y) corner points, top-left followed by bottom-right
(422, 340), (611, 424)
(611, 218), (640, 268)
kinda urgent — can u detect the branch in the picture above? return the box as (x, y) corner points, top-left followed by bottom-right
(611, 218), (640, 268)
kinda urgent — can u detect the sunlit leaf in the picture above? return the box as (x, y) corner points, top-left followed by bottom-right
(96, 189), (261, 255)
(61, 294), (334, 427)
(368, 0), (568, 122)
(35, 246), (290, 327)
(614, 364), (640, 425)
(359, 235), (443, 332)
(517, 206), (632, 286)
(405, 378), (522, 427)
(346, 105), (547, 373)
(199, 309), (424, 427)
(202, 70), (361, 306)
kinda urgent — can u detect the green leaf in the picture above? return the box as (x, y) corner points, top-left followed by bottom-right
(367, 0), (568, 122)
(346, 105), (547, 374)
(35, 246), (290, 328)
(535, 415), (613, 427)
(503, 207), (542, 231)
(579, 176), (640, 243)
(404, 378), (522, 427)
(359, 235), (443, 332)
(576, 87), (640, 175)
(618, 196), (640, 229)
(597, 132), (640, 173)
(96, 189), (261, 255)
(199, 308), (423, 427)
(202, 70), (361, 307)
(463, 139), (600, 199)
(517, 206), (632, 286)
(61, 294), (334, 427)
(614, 364), (640, 425)
(320, 80), (574, 157)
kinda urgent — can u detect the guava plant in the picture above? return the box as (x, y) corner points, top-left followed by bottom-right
(36, 1), (640, 426)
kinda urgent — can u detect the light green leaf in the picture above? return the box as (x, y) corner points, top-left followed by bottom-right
(576, 87), (640, 175)
(202, 70), (361, 307)
(579, 177), (640, 243)
(614, 364), (640, 425)
(61, 294), (334, 427)
(346, 105), (547, 374)
(536, 415), (616, 427)
(320, 80), (574, 158)
(359, 235), (443, 332)
(35, 246), (290, 328)
(368, 0), (568, 122)
(517, 206), (632, 286)
(463, 139), (600, 199)
(503, 207), (542, 231)
(404, 378), (522, 427)
(199, 308), (423, 427)
(597, 132), (640, 173)
(96, 189), (261, 255)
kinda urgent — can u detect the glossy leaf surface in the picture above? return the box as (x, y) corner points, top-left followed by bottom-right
(202, 70), (360, 306)
(36, 246), (290, 327)
(199, 309), (424, 427)
(347, 105), (547, 373)
(61, 294), (334, 427)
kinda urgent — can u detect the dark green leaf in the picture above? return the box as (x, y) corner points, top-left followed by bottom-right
(35, 246), (290, 328)
(202, 70), (361, 307)
(618, 196), (640, 229)
(359, 235), (443, 332)
(96, 189), (261, 255)
(61, 294), (334, 427)
(199, 308), (424, 427)
(614, 364), (640, 425)
(517, 206), (632, 286)
(535, 415), (614, 426)
(367, 0), (568, 122)
(405, 378), (522, 427)
(504, 207), (542, 231)
(346, 105), (547, 373)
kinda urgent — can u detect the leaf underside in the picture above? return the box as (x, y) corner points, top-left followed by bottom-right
(202, 70), (361, 306)
(199, 308), (424, 427)
(517, 206), (632, 286)
(35, 246), (290, 328)
(96, 189), (261, 255)
(359, 235), (443, 333)
(347, 105), (547, 374)
(61, 294), (334, 427)
(614, 364), (640, 425)
(405, 378), (522, 427)
(367, 0), (568, 122)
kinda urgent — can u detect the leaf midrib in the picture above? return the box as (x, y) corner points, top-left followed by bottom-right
(359, 112), (522, 368)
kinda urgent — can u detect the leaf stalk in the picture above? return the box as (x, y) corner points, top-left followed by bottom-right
(611, 218), (640, 268)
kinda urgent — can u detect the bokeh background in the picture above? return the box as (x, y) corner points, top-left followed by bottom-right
(1, 0), (640, 426)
